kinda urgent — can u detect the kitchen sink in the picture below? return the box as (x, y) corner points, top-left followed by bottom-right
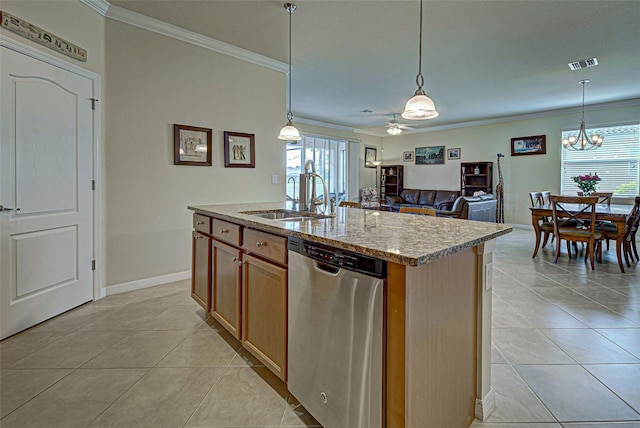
(241, 209), (332, 221)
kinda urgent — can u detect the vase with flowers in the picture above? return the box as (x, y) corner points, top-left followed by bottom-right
(572, 173), (601, 196)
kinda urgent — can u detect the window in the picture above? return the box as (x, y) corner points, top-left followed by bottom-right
(286, 135), (355, 203)
(561, 123), (639, 198)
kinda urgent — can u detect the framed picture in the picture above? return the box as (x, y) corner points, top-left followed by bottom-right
(447, 148), (461, 160)
(224, 131), (255, 168)
(511, 135), (546, 156)
(173, 124), (212, 166)
(403, 151), (414, 162)
(364, 146), (378, 168)
(415, 146), (445, 165)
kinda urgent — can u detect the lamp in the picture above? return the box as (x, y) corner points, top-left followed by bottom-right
(402, 0), (438, 121)
(277, 3), (302, 142)
(562, 79), (603, 151)
(371, 160), (382, 196)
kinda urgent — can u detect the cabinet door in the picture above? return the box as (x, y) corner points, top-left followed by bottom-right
(191, 231), (211, 311)
(212, 240), (242, 339)
(242, 253), (287, 381)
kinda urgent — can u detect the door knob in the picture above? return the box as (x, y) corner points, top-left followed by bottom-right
(0, 205), (20, 213)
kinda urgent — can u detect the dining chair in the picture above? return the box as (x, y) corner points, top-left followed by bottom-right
(577, 191), (613, 205)
(339, 201), (362, 209)
(550, 195), (603, 270)
(604, 196), (640, 269)
(530, 191), (554, 258)
(399, 206), (436, 216)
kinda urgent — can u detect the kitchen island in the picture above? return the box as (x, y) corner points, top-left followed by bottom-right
(188, 201), (512, 428)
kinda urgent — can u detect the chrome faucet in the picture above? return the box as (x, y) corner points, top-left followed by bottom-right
(287, 176), (297, 203)
(299, 160), (329, 213)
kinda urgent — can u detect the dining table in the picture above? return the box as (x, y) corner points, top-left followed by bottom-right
(530, 203), (633, 273)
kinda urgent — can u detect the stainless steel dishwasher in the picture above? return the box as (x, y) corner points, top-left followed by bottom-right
(287, 237), (386, 428)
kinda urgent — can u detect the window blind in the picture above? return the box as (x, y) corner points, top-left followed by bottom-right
(561, 123), (639, 198)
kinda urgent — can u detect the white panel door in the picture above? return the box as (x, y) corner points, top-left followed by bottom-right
(0, 46), (94, 339)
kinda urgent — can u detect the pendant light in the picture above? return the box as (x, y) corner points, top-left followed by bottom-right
(562, 79), (603, 151)
(402, 0), (438, 120)
(278, 3), (302, 141)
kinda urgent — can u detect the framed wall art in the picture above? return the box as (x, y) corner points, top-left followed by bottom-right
(224, 131), (255, 168)
(447, 148), (461, 160)
(174, 124), (212, 166)
(365, 146), (378, 168)
(403, 151), (414, 162)
(511, 135), (546, 156)
(415, 146), (445, 165)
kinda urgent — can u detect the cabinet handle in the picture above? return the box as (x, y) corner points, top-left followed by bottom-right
(219, 229), (229, 234)
(194, 235), (203, 239)
(256, 241), (265, 248)
(232, 256), (244, 266)
(196, 221), (205, 225)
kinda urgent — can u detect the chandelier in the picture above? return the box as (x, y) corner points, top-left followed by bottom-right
(562, 79), (603, 151)
(277, 3), (302, 142)
(402, 0), (438, 120)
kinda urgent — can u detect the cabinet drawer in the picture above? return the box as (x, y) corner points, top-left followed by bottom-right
(243, 228), (287, 265)
(212, 218), (242, 246)
(193, 214), (211, 235)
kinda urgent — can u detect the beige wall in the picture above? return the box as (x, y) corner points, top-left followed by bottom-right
(0, 1), (105, 75)
(105, 20), (288, 286)
(381, 103), (640, 225)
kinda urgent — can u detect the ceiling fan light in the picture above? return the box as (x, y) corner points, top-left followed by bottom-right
(277, 121), (302, 141)
(387, 125), (403, 136)
(402, 93), (439, 120)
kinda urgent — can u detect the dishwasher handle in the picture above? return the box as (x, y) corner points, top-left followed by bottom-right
(313, 260), (340, 276)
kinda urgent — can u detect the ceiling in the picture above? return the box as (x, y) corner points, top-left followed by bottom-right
(108, 0), (640, 135)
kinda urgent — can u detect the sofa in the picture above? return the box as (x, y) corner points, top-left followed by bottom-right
(384, 189), (461, 212)
(438, 194), (497, 222)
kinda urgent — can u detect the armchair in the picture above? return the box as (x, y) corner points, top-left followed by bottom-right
(359, 187), (381, 209)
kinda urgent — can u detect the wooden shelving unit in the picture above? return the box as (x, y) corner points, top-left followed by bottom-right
(461, 162), (493, 196)
(380, 165), (403, 200)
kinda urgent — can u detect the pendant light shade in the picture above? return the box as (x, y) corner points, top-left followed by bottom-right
(402, 0), (438, 120)
(278, 120), (301, 141)
(278, 3), (302, 141)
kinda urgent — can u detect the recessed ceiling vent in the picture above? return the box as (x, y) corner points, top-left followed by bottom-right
(568, 57), (598, 71)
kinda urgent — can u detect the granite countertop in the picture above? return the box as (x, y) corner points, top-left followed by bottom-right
(189, 201), (512, 266)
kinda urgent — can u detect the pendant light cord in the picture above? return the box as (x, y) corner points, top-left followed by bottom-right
(580, 80), (586, 122)
(415, 0), (424, 91)
(287, 5), (293, 122)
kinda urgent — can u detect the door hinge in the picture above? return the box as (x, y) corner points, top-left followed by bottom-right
(92, 180), (96, 191)
(90, 98), (98, 110)
(92, 260), (96, 271)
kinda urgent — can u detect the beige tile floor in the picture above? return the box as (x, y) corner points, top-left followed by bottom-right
(1, 228), (639, 427)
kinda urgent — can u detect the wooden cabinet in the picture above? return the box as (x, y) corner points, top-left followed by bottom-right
(192, 212), (289, 381)
(461, 162), (493, 196)
(191, 230), (211, 311)
(380, 165), (403, 200)
(242, 253), (288, 381)
(211, 240), (242, 339)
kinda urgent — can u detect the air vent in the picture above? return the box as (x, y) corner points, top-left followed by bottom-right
(568, 57), (598, 71)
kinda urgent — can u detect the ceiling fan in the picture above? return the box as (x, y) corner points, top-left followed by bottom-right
(385, 114), (415, 135)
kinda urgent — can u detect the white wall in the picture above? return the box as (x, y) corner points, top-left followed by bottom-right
(105, 20), (286, 286)
(382, 103), (640, 225)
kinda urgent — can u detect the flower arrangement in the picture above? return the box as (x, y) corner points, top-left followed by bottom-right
(572, 173), (601, 196)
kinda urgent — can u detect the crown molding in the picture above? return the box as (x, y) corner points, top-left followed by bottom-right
(80, 0), (110, 16)
(381, 97), (640, 137)
(103, 4), (288, 73)
(295, 116), (381, 137)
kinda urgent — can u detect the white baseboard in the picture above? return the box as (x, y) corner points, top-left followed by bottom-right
(475, 387), (496, 421)
(105, 270), (191, 296)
